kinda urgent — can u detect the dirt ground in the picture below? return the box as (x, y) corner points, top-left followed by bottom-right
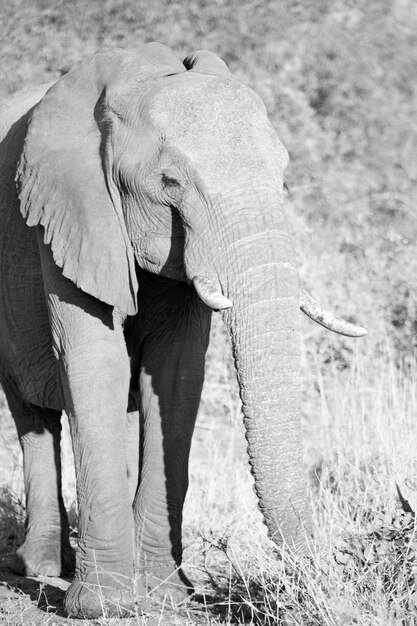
(0, 568), (70, 625)
(0, 568), (215, 626)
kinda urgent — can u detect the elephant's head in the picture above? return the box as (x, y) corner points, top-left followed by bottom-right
(17, 43), (363, 548)
(17, 44), (290, 314)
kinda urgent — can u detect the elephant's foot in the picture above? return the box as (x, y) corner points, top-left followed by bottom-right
(10, 534), (75, 577)
(64, 574), (135, 619)
(139, 561), (194, 606)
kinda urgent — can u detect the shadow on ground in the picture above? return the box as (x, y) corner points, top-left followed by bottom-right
(0, 565), (70, 624)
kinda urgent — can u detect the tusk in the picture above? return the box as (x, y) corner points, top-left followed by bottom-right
(193, 276), (233, 310)
(300, 289), (367, 337)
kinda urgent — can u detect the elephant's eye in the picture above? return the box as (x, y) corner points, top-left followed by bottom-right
(161, 173), (181, 190)
(161, 173), (184, 206)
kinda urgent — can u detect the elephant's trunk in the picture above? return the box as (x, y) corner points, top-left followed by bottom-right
(227, 270), (308, 548)
(184, 195), (310, 549)
(225, 243), (309, 548)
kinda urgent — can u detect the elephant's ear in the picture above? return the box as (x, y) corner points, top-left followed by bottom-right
(183, 50), (233, 78)
(17, 44), (185, 316)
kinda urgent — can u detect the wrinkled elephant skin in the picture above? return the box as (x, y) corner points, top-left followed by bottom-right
(0, 44), (310, 618)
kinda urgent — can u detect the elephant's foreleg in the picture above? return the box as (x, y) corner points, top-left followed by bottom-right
(4, 389), (74, 577)
(62, 351), (134, 618)
(37, 236), (134, 618)
(133, 280), (211, 603)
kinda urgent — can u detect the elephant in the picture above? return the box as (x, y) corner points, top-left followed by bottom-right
(0, 43), (366, 618)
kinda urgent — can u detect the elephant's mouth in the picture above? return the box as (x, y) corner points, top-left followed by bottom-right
(131, 235), (187, 282)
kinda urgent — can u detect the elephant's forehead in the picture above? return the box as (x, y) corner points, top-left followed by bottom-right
(149, 76), (266, 140)
(148, 76), (286, 182)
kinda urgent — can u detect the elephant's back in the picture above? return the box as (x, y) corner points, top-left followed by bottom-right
(0, 84), (52, 194)
(0, 84), (61, 410)
(0, 84), (53, 139)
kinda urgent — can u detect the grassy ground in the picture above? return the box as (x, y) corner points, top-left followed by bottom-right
(0, 0), (416, 624)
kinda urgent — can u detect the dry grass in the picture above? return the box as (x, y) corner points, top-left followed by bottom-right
(180, 325), (417, 625)
(0, 0), (416, 623)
